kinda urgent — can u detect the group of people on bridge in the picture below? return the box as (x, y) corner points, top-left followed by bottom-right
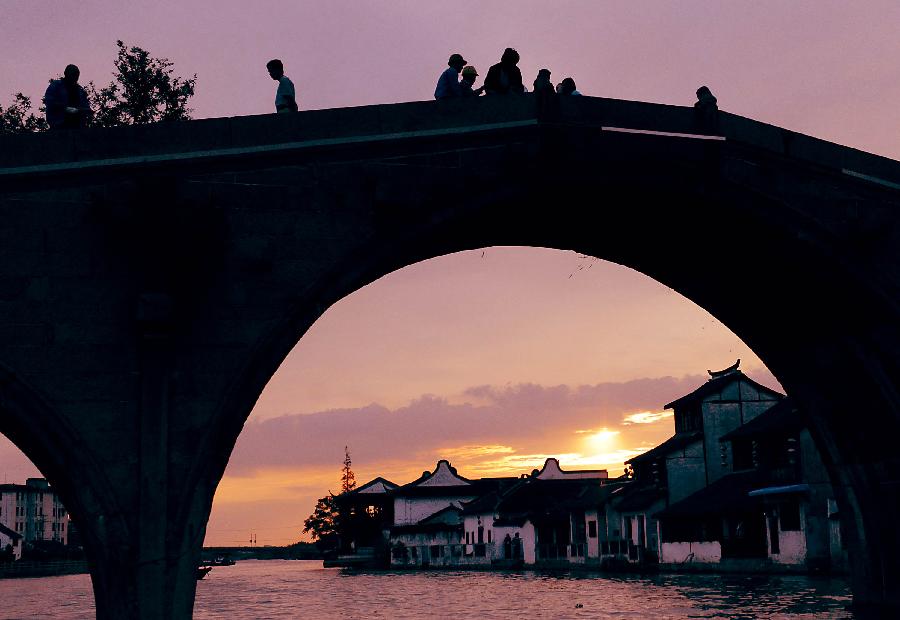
(434, 48), (581, 100)
(41, 55), (717, 130)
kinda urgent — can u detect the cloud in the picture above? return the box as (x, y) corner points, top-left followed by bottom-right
(622, 411), (674, 425)
(226, 374), (709, 478)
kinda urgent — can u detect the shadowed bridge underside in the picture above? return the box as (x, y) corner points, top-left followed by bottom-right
(1, 95), (900, 618)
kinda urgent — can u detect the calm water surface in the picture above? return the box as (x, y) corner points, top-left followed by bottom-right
(0, 560), (853, 619)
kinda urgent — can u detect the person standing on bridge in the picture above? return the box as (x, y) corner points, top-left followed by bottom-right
(266, 59), (298, 113)
(43, 64), (91, 129)
(435, 53), (467, 99)
(483, 48), (525, 95)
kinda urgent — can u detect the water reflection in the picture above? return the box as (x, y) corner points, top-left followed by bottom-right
(0, 560), (853, 619)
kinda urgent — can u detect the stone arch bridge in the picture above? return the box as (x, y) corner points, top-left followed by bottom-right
(1, 95), (900, 618)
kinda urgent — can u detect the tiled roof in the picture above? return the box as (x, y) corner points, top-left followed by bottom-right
(664, 371), (783, 410)
(612, 485), (665, 512)
(495, 478), (607, 518)
(655, 470), (768, 518)
(719, 398), (803, 442)
(340, 477), (399, 497)
(625, 432), (703, 465)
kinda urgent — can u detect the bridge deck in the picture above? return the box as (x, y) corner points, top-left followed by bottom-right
(2, 95), (900, 194)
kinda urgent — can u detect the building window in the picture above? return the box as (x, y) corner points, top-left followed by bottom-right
(732, 440), (754, 471)
(780, 502), (802, 531)
(488, 530), (492, 543)
(430, 545), (444, 559)
(588, 520), (598, 538)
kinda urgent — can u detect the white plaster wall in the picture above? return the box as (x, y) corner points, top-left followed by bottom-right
(660, 541), (722, 564)
(521, 522), (536, 565)
(772, 530), (806, 565)
(585, 510), (599, 558)
(462, 513), (495, 547)
(536, 459), (607, 480)
(489, 523), (536, 564)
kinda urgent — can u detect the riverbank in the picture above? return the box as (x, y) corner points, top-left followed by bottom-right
(0, 560), (88, 579)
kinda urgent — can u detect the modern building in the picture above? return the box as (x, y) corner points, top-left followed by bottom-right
(0, 522), (22, 560)
(0, 478), (69, 551)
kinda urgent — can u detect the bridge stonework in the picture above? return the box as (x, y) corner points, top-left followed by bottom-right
(2, 96), (900, 618)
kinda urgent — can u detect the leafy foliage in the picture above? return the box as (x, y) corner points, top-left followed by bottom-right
(87, 40), (196, 127)
(0, 93), (48, 133)
(303, 447), (359, 547)
(302, 493), (339, 546)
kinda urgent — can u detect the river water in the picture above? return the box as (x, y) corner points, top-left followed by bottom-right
(0, 560), (854, 619)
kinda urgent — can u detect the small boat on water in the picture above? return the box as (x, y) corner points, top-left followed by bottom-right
(196, 566), (213, 580)
(206, 556), (236, 567)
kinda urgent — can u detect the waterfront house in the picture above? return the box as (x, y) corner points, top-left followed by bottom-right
(657, 398), (847, 572)
(610, 361), (783, 567)
(332, 476), (398, 566)
(388, 460), (518, 567)
(386, 458), (612, 568)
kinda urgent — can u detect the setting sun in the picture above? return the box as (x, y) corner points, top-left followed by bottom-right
(586, 429), (620, 452)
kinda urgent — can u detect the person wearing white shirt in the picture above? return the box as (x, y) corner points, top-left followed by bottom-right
(266, 59), (298, 113)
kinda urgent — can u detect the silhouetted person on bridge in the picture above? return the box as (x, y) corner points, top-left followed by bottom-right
(533, 69), (554, 94)
(43, 64), (91, 129)
(435, 53), (467, 99)
(557, 77), (581, 96)
(484, 48), (525, 95)
(460, 66), (484, 97)
(460, 65), (479, 96)
(694, 85), (718, 132)
(533, 69), (558, 119)
(266, 59), (298, 113)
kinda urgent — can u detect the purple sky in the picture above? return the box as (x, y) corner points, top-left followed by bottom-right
(4, 1), (900, 158)
(1, 2), (896, 545)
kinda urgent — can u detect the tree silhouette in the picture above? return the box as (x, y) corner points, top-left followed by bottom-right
(0, 93), (48, 133)
(302, 493), (339, 547)
(341, 446), (356, 494)
(303, 447), (359, 548)
(87, 40), (196, 127)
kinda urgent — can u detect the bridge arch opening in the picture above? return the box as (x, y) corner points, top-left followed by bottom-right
(204, 246), (851, 616)
(3, 96), (899, 617)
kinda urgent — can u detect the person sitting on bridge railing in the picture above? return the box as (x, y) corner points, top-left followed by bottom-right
(460, 66), (484, 97)
(694, 85), (718, 131)
(266, 59), (298, 113)
(556, 77), (581, 96)
(533, 69), (554, 94)
(43, 65), (92, 129)
(435, 53), (467, 99)
(484, 48), (525, 95)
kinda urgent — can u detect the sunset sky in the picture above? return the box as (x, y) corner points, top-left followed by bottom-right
(2, 1), (897, 546)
